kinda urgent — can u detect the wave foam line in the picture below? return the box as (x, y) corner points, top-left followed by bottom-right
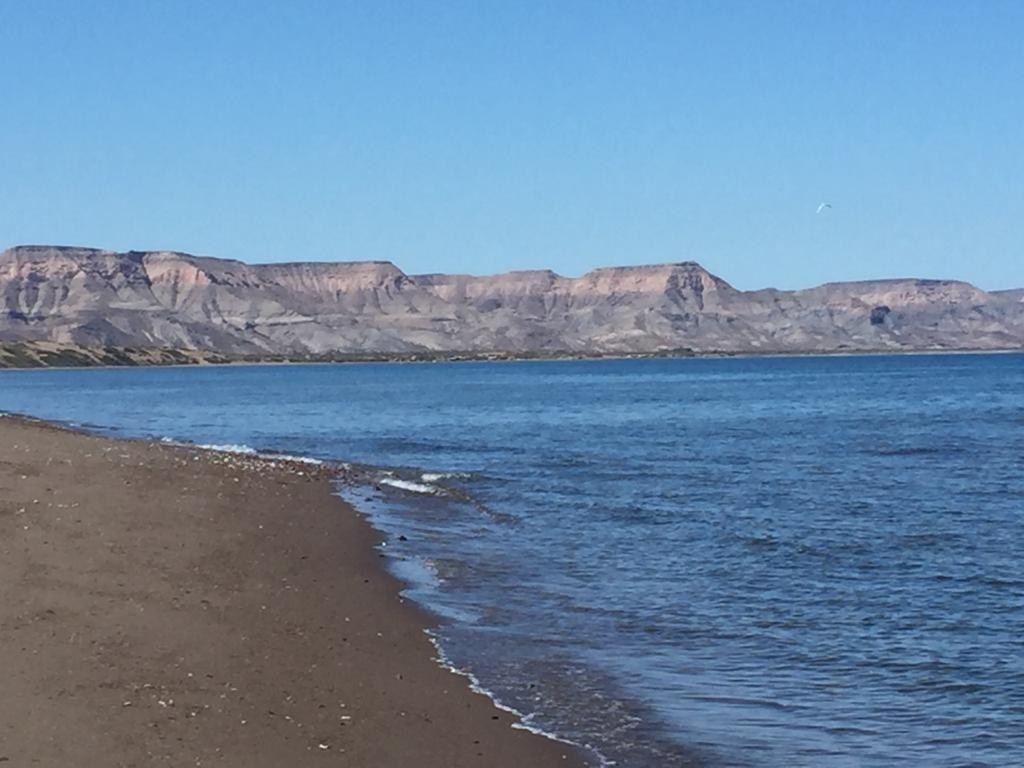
(423, 629), (614, 767)
(421, 471), (471, 482)
(378, 477), (441, 494)
(162, 438), (325, 466)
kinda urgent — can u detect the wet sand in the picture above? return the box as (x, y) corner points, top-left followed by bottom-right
(0, 415), (588, 767)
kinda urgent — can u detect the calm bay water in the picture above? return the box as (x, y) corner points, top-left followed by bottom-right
(2, 354), (1022, 766)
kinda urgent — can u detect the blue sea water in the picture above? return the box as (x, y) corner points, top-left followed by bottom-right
(1, 354), (1022, 767)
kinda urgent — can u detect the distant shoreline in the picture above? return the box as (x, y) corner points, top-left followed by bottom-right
(1, 340), (1022, 371)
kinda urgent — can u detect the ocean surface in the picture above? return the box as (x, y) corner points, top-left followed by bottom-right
(1, 354), (1022, 767)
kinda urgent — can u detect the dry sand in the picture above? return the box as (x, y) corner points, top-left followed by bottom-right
(0, 415), (588, 767)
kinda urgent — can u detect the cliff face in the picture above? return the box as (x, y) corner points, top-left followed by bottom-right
(2, 245), (1022, 355)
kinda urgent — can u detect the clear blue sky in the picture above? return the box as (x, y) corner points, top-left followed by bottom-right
(1, 1), (1021, 290)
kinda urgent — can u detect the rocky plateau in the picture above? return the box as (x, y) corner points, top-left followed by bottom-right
(2, 245), (1022, 359)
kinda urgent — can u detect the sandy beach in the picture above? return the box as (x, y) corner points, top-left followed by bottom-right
(0, 415), (587, 767)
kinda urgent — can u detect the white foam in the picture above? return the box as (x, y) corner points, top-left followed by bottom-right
(178, 441), (324, 466)
(423, 630), (612, 766)
(196, 442), (258, 455)
(261, 452), (324, 466)
(421, 471), (468, 482)
(343, 473), (608, 764)
(379, 477), (440, 494)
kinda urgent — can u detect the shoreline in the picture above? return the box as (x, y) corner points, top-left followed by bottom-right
(0, 413), (591, 766)
(2, 339), (1022, 371)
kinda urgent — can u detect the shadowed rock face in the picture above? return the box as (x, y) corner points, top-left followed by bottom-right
(2, 245), (1022, 354)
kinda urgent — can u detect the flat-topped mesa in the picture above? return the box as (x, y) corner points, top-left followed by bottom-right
(142, 254), (443, 323)
(252, 260), (449, 318)
(421, 262), (731, 305)
(574, 261), (734, 300)
(1, 245), (140, 278)
(140, 250), (411, 290)
(416, 270), (565, 305)
(2, 245), (413, 288)
(138, 252), (253, 314)
(0, 247), (159, 322)
(801, 277), (990, 309)
(253, 260), (412, 293)
(1, 244), (112, 260)
(416, 268), (562, 287)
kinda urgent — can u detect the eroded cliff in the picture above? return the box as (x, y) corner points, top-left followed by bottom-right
(2, 245), (1022, 355)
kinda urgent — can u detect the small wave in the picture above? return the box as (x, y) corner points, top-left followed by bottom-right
(379, 477), (443, 494)
(423, 630), (612, 767)
(184, 441), (324, 465)
(196, 442), (259, 454)
(421, 471), (471, 483)
(260, 452), (324, 466)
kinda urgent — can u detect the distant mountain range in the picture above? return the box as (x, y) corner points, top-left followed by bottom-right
(2, 245), (1023, 359)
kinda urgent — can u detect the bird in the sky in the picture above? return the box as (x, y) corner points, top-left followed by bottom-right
(816, 202), (833, 214)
